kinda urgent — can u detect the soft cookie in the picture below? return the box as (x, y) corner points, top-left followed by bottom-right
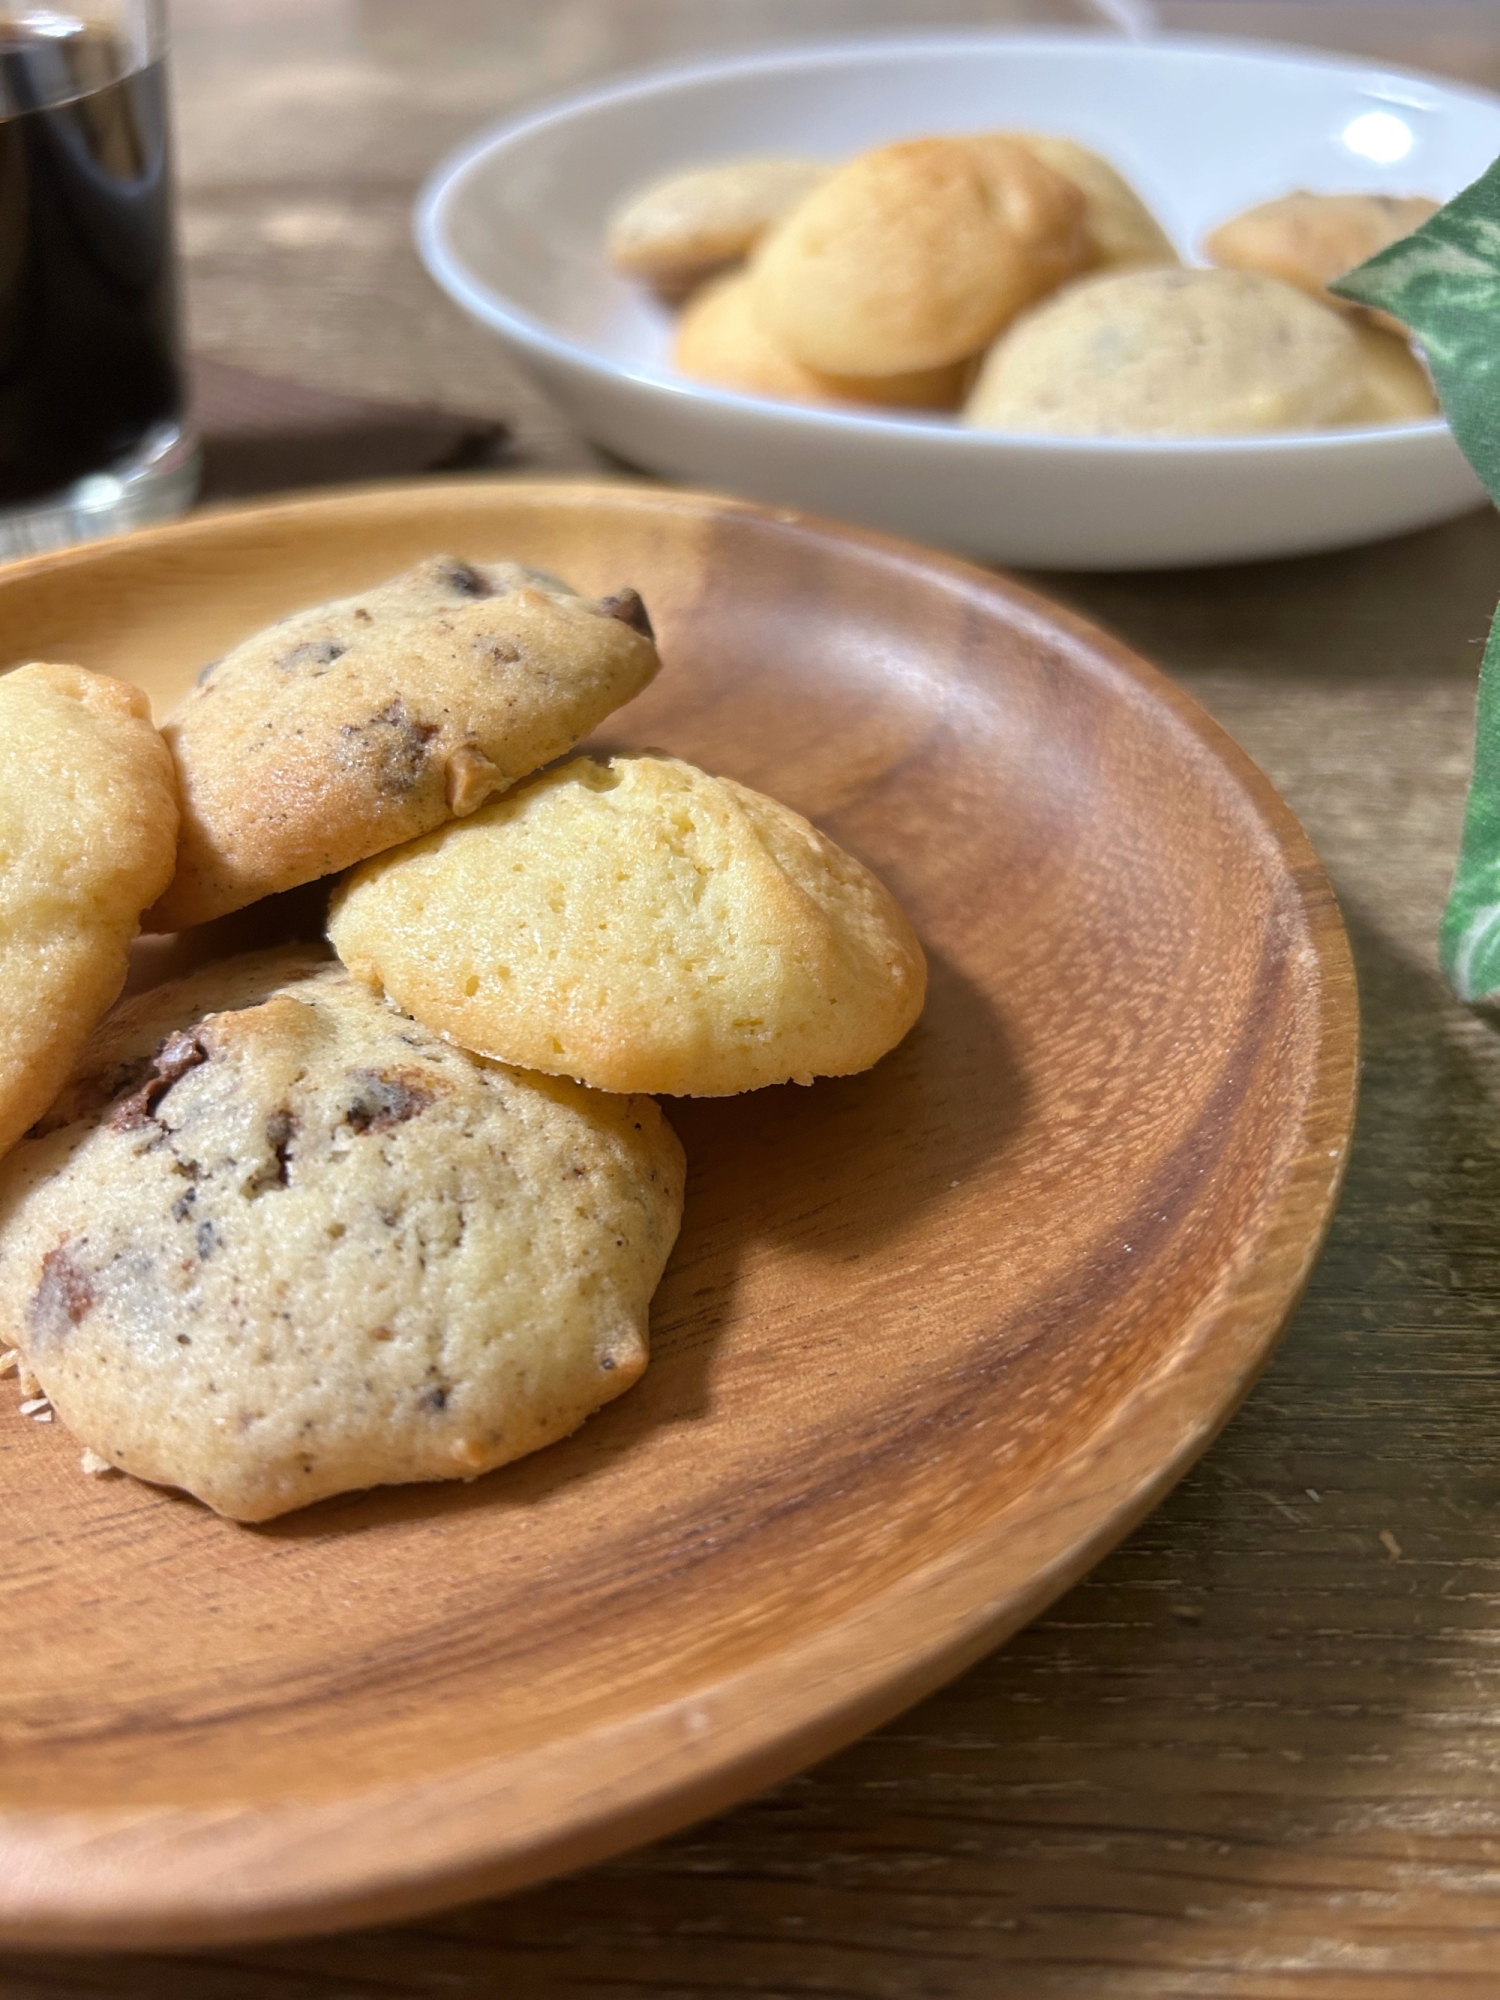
(149, 556), (661, 932)
(674, 270), (972, 409)
(0, 948), (684, 1521)
(1008, 134), (1178, 271)
(608, 155), (830, 290)
(1203, 191), (1438, 329)
(963, 267), (1369, 437)
(328, 753), (927, 1097)
(0, 664), (177, 1160)
(748, 135), (1090, 377)
(1348, 322), (1437, 422)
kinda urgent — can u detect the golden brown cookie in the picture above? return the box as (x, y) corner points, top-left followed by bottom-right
(328, 753), (927, 1097)
(1347, 322), (1438, 422)
(963, 267), (1367, 437)
(1007, 134), (1178, 271)
(0, 664), (177, 1160)
(0, 947), (684, 1521)
(1203, 191), (1438, 329)
(674, 270), (972, 409)
(608, 155), (831, 290)
(148, 556), (660, 932)
(747, 135), (1090, 377)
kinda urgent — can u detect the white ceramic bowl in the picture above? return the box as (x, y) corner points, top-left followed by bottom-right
(416, 33), (1499, 570)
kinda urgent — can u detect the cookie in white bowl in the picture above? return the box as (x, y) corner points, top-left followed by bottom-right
(964, 267), (1372, 437)
(608, 154), (830, 290)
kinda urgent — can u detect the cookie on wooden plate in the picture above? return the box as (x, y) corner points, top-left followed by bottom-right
(0, 947), (684, 1521)
(328, 753), (927, 1097)
(149, 556), (661, 932)
(0, 664), (177, 1160)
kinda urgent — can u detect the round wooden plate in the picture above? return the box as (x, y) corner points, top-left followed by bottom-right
(0, 481), (1355, 1949)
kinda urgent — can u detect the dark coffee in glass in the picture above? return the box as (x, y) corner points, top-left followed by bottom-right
(0, 5), (195, 553)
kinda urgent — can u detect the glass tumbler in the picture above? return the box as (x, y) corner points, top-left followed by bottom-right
(0, 1), (196, 557)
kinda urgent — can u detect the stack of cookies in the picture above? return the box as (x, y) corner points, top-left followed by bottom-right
(0, 560), (925, 1520)
(609, 137), (1438, 436)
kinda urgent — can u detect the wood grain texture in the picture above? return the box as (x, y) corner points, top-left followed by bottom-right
(16, 505), (1477, 1999)
(0, 481), (1352, 1947)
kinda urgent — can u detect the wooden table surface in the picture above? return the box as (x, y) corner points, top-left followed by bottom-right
(7, 2), (1500, 1993)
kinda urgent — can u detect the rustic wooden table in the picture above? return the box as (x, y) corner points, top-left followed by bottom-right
(7, 2), (1500, 1993)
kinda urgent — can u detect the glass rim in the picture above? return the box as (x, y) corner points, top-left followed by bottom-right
(0, 3), (166, 117)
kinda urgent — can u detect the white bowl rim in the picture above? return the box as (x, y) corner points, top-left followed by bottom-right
(415, 27), (1495, 460)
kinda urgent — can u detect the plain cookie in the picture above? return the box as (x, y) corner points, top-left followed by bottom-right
(963, 267), (1368, 437)
(748, 135), (1090, 377)
(608, 155), (830, 289)
(328, 753), (927, 1097)
(1008, 134), (1178, 271)
(1348, 322), (1437, 422)
(0, 947), (684, 1521)
(674, 270), (972, 409)
(149, 556), (661, 932)
(1203, 191), (1438, 330)
(0, 664), (177, 1160)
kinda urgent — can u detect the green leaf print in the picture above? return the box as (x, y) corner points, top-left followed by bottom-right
(1333, 157), (1500, 1002)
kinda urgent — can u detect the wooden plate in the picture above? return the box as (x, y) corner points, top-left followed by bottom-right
(0, 481), (1356, 1949)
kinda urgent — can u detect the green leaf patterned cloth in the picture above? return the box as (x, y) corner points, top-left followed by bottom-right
(1332, 157), (1500, 1001)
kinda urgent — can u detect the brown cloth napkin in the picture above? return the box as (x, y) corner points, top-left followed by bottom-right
(190, 357), (514, 502)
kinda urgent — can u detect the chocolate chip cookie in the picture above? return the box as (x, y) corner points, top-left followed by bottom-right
(0, 947), (684, 1520)
(964, 267), (1370, 437)
(149, 556), (661, 931)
